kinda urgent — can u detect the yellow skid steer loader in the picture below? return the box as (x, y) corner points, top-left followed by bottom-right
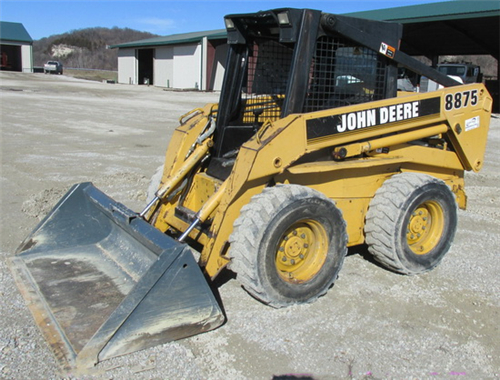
(10, 8), (492, 372)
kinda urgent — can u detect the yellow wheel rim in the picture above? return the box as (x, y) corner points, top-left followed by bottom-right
(406, 200), (444, 255)
(275, 219), (328, 283)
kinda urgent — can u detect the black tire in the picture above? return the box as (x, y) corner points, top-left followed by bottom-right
(229, 184), (348, 308)
(365, 173), (458, 275)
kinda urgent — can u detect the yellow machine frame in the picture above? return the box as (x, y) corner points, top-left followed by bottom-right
(152, 83), (492, 278)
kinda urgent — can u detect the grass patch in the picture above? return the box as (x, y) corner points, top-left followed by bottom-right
(64, 69), (118, 83)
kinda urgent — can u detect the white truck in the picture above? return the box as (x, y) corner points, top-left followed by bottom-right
(420, 62), (482, 92)
(43, 61), (63, 74)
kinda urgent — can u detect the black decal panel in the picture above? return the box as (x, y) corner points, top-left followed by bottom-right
(306, 97), (441, 141)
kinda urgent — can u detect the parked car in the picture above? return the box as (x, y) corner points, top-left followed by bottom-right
(43, 61), (63, 75)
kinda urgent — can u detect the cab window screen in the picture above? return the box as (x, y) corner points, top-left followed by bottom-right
(304, 36), (387, 113)
(240, 39), (293, 123)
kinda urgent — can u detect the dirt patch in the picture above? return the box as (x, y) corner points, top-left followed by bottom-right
(21, 188), (69, 220)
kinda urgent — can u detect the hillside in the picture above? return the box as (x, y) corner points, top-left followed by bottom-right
(33, 27), (159, 70)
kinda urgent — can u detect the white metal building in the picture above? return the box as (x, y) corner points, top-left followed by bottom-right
(110, 30), (228, 90)
(0, 21), (33, 73)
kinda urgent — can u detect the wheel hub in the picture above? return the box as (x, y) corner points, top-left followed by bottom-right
(276, 221), (328, 283)
(406, 201), (444, 255)
(286, 236), (304, 256)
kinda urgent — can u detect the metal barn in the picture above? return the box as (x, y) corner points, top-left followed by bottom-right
(110, 30), (227, 90)
(0, 21), (33, 73)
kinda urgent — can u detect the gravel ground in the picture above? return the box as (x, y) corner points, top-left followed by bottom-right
(0, 72), (499, 379)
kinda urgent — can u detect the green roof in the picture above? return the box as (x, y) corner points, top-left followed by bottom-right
(346, 0), (499, 23)
(110, 1), (499, 55)
(0, 21), (33, 43)
(109, 29), (227, 49)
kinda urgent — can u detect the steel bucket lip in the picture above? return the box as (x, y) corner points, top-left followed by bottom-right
(10, 183), (225, 373)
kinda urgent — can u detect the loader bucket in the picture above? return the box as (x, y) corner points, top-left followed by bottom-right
(9, 183), (224, 372)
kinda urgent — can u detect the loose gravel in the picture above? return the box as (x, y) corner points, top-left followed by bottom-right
(1, 72), (499, 379)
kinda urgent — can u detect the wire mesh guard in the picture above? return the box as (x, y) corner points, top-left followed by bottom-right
(241, 39), (292, 124)
(304, 36), (388, 112)
(238, 35), (388, 124)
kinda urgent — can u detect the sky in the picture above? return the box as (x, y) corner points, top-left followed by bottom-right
(1, 0), (453, 40)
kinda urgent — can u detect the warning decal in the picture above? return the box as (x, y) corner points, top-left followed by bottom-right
(379, 42), (396, 59)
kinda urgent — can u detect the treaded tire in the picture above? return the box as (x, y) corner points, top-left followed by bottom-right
(365, 173), (458, 275)
(228, 184), (348, 308)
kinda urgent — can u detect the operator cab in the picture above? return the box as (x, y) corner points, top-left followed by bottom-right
(208, 8), (400, 179)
